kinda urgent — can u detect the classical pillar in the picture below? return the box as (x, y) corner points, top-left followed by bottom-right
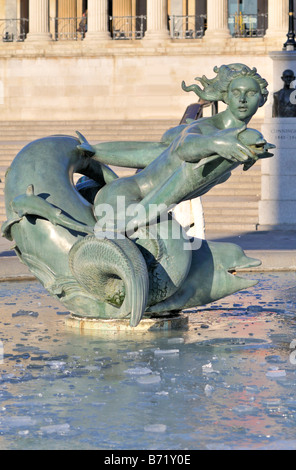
(26, 0), (52, 42)
(144, 0), (170, 40)
(265, 0), (288, 40)
(204, 0), (230, 39)
(85, 0), (111, 41)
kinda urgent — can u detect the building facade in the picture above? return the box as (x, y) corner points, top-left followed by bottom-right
(0, 1), (291, 121)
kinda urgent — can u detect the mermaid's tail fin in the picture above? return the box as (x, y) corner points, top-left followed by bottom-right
(69, 234), (149, 327)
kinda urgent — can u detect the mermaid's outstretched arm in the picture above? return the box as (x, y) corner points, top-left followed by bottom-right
(91, 141), (169, 168)
(76, 124), (188, 169)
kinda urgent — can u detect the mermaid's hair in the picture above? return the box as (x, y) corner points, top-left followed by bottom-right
(182, 63), (268, 106)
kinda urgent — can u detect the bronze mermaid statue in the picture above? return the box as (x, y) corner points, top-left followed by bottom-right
(1, 64), (275, 327)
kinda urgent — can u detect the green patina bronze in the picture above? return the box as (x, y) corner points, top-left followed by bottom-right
(1, 64), (275, 327)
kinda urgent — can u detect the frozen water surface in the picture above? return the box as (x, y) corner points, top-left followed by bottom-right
(0, 272), (296, 449)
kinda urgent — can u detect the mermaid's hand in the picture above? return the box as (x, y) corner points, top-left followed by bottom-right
(213, 126), (255, 163)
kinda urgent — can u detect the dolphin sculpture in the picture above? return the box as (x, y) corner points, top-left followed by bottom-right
(1, 63), (275, 327)
(1, 130), (266, 327)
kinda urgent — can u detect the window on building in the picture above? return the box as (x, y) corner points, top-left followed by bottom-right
(228, 0), (268, 37)
(20, 0), (29, 37)
(109, 0), (147, 39)
(169, 0), (206, 39)
(0, 0), (29, 42)
(53, 0), (88, 40)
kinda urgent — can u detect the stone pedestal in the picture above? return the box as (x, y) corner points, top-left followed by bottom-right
(263, 51), (296, 120)
(258, 51), (296, 230)
(269, 51), (296, 91)
(65, 313), (188, 333)
(259, 117), (296, 230)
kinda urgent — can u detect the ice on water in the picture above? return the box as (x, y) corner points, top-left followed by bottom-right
(0, 273), (296, 449)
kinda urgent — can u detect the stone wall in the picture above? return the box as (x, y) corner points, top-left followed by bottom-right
(0, 41), (273, 121)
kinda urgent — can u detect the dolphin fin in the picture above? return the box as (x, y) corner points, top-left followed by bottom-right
(76, 131), (95, 157)
(26, 184), (34, 196)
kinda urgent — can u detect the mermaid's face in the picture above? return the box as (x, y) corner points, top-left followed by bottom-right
(227, 76), (263, 122)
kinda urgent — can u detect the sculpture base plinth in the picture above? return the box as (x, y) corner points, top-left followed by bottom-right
(258, 118), (296, 229)
(65, 313), (188, 333)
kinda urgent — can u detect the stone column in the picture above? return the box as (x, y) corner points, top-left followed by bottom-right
(144, 0), (170, 40)
(26, 0), (52, 42)
(204, 0), (230, 39)
(85, 0), (111, 41)
(265, 0), (288, 40)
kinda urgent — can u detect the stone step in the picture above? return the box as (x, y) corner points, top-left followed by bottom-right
(202, 195), (259, 206)
(0, 122), (176, 129)
(0, 145), (25, 152)
(203, 207), (258, 217)
(0, 119), (263, 232)
(209, 189), (260, 197)
(0, 132), (170, 140)
(208, 188), (260, 197)
(0, 166), (9, 177)
(0, 119), (177, 126)
(205, 222), (258, 232)
(0, 121), (177, 141)
(209, 182), (260, 195)
(205, 214), (258, 224)
(203, 208), (258, 218)
(0, 125), (173, 131)
(203, 208), (258, 215)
